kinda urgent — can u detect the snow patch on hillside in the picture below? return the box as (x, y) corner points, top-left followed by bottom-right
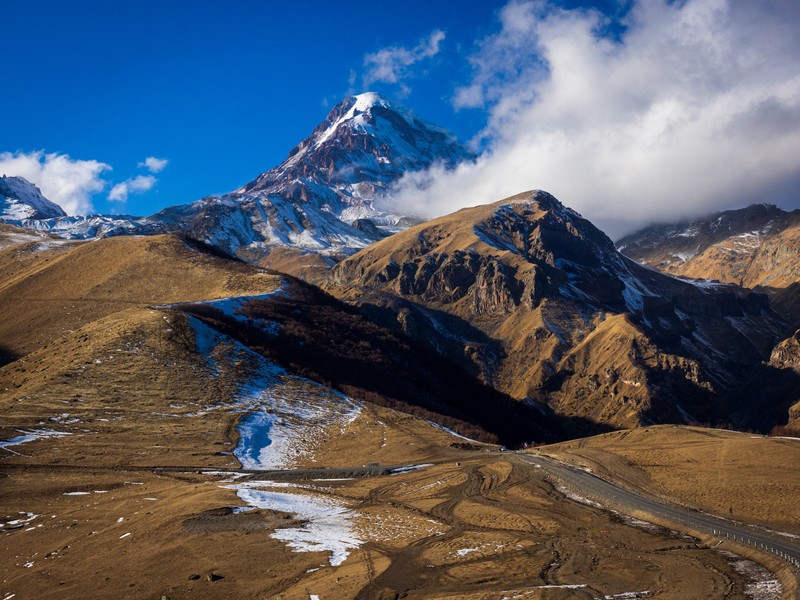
(194, 289), (285, 333)
(426, 421), (481, 443)
(225, 481), (361, 566)
(182, 298), (362, 471)
(186, 311), (367, 568)
(234, 383), (361, 470)
(720, 551), (782, 600)
(0, 429), (72, 455)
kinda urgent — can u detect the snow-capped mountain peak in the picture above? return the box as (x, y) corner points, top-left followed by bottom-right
(239, 93), (473, 197)
(183, 92), (475, 259)
(352, 91), (386, 109)
(0, 175), (67, 221)
(311, 92), (391, 149)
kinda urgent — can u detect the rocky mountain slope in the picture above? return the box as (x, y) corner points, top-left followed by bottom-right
(617, 203), (800, 428)
(3, 94), (472, 269)
(327, 191), (791, 432)
(0, 175), (66, 221)
(617, 203), (800, 289)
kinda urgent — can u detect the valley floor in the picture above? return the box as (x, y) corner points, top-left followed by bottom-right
(2, 397), (798, 599)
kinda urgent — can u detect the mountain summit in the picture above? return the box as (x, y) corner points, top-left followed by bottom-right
(240, 92), (472, 200)
(143, 93), (472, 263)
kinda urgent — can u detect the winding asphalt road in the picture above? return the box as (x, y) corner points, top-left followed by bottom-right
(517, 453), (800, 570)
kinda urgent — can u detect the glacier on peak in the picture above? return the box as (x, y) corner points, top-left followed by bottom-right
(161, 92), (473, 259)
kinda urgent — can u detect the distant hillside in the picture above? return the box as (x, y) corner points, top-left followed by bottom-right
(617, 203), (800, 289)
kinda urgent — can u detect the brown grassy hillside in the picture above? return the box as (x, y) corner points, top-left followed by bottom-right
(0, 233), (280, 358)
(543, 425), (800, 533)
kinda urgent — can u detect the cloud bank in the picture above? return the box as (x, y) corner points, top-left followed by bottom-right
(363, 30), (446, 97)
(389, 0), (800, 239)
(0, 150), (110, 215)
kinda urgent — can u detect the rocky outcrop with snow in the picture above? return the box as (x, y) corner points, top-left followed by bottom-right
(617, 204), (800, 289)
(328, 190), (789, 432)
(0, 176), (66, 221)
(0, 175), (155, 239)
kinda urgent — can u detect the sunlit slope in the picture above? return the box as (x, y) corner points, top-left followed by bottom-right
(0, 307), (251, 467)
(543, 425), (800, 532)
(0, 233), (280, 357)
(618, 204), (800, 289)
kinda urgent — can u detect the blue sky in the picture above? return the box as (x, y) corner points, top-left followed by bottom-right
(1, 0), (504, 214)
(2, 1), (799, 235)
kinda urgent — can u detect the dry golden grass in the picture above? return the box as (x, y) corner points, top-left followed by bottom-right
(543, 425), (800, 533)
(0, 234), (280, 357)
(256, 245), (334, 284)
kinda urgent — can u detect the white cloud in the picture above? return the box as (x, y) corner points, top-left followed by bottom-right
(390, 0), (800, 239)
(0, 150), (110, 215)
(108, 175), (156, 202)
(138, 156), (168, 173)
(363, 30), (446, 91)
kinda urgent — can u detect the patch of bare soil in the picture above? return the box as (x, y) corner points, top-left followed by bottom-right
(2, 408), (772, 599)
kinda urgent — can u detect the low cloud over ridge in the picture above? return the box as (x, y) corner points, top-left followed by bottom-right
(388, 0), (800, 239)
